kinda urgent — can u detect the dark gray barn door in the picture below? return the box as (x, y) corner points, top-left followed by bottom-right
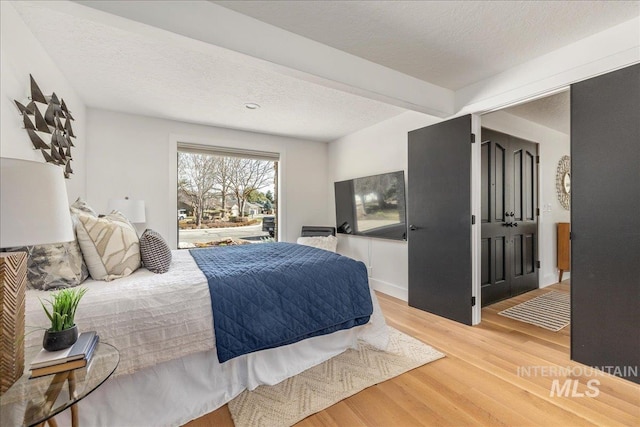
(571, 63), (640, 384)
(408, 115), (472, 325)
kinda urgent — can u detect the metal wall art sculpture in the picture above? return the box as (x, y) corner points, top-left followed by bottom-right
(14, 75), (76, 178)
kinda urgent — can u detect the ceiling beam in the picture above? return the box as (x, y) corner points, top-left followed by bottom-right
(456, 17), (640, 115)
(75, 0), (454, 118)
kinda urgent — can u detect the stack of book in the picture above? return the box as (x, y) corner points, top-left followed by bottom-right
(29, 331), (100, 378)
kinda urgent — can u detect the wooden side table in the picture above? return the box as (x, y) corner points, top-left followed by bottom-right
(557, 222), (570, 282)
(0, 342), (119, 427)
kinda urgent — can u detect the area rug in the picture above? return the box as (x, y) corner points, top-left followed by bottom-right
(498, 291), (570, 331)
(228, 327), (445, 427)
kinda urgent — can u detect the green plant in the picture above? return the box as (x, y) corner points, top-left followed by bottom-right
(40, 287), (88, 332)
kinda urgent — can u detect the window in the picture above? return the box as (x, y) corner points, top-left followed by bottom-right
(177, 144), (279, 248)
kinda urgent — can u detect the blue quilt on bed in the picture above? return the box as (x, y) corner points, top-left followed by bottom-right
(190, 242), (373, 363)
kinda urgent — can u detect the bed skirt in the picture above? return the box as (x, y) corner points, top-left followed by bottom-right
(32, 319), (387, 427)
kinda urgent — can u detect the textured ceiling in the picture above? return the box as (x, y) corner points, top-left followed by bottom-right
(504, 91), (570, 135)
(215, 0), (640, 90)
(12, 1), (639, 142)
(13, 3), (405, 142)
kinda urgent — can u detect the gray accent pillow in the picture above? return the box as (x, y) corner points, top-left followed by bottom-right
(4, 198), (96, 290)
(6, 242), (89, 291)
(139, 229), (172, 274)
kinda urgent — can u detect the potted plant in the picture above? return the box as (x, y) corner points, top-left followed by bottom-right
(40, 287), (87, 351)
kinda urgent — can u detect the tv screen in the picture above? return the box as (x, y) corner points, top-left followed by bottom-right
(334, 171), (407, 241)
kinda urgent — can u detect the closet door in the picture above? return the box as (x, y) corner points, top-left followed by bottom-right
(481, 129), (511, 305)
(508, 135), (538, 296)
(481, 129), (538, 306)
(571, 63), (639, 384)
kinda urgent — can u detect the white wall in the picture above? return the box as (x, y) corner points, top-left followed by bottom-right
(85, 108), (328, 249)
(482, 111), (571, 287)
(328, 111), (441, 300)
(0, 1), (86, 201)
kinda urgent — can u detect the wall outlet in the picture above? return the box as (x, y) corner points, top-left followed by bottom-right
(367, 266), (373, 277)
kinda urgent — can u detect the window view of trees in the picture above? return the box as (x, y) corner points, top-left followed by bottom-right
(177, 151), (277, 248)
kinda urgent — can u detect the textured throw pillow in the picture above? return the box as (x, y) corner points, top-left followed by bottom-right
(75, 211), (141, 281)
(139, 229), (172, 274)
(69, 197), (98, 217)
(69, 197), (98, 280)
(5, 242), (89, 291)
(4, 198), (96, 290)
(296, 235), (338, 252)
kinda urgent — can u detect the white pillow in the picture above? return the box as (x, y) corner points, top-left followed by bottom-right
(296, 235), (338, 252)
(75, 211), (141, 281)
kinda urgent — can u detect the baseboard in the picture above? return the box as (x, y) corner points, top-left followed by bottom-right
(369, 278), (408, 301)
(540, 272), (570, 288)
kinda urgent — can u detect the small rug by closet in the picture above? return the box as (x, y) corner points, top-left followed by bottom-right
(498, 291), (570, 332)
(227, 327), (445, 427)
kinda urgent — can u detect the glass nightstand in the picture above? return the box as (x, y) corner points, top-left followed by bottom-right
(0, 342), (119, 427)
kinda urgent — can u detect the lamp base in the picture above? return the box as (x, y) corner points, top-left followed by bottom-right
(0, 252), (27, 395)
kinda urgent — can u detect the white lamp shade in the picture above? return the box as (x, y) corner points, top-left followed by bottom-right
(108, 198), (146, 223)
(0, 158), (75, 247)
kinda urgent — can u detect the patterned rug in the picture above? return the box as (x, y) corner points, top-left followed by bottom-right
(498, 291), (570, 331)
(228, 327), (445, 427)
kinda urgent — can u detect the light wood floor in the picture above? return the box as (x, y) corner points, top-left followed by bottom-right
(186, 283), (639, 426)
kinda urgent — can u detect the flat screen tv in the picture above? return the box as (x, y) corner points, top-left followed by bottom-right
(334, 171), (407, 241)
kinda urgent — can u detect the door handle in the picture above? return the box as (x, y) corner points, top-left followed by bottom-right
(409, 225), (420, 231)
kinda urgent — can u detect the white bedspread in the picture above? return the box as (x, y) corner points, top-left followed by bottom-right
(19, 248), (389, 426)
(25, 250), (214, 376)
(24, 249), (388, 377)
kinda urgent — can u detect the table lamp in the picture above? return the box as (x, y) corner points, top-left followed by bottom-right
(107, 197), (146, 224)
(0, 158), (74, 393)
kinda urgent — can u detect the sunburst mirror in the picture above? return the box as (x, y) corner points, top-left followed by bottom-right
(555, 155), (571, 210)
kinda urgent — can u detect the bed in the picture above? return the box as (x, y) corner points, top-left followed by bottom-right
(18, 243), (389, 426)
